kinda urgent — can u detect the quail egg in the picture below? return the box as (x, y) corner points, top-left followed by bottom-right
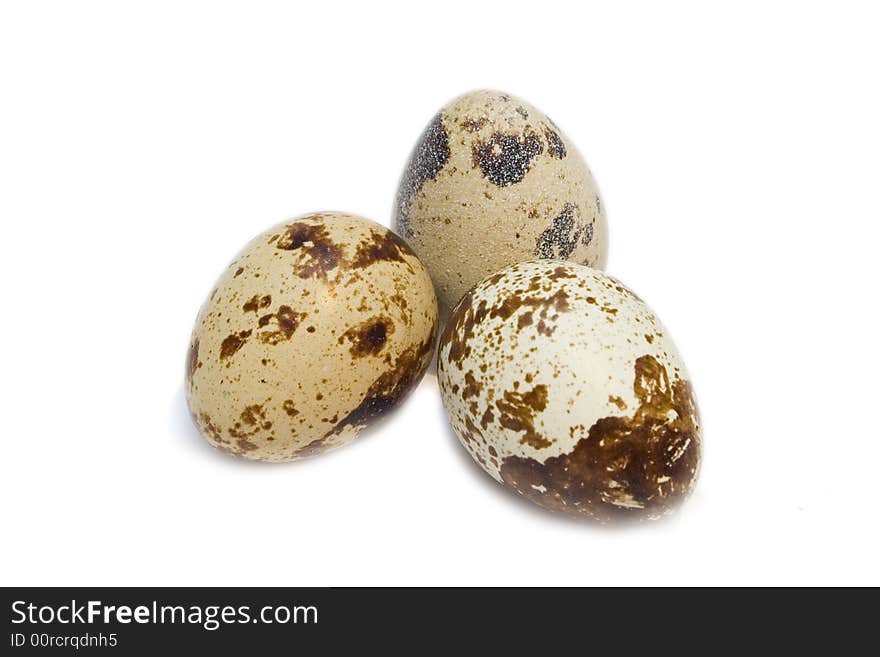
(437, 260), (700, 522)
(186, 212), (438, 461)
(394, 90), (608, 321)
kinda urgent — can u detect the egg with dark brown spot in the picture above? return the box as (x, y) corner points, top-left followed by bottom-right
(186, 212), (438, 461)
(437, 260), (701, 522)
(394, 90), (608, 322)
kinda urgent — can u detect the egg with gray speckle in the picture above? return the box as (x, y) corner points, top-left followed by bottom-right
(437, 260), (700, 522)
(186, 212), (438, 462)
(394, 89), (608, 322)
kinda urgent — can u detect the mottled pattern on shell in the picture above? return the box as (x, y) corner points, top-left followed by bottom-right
(394, 90), (608, 321)
(186, 212), (438, 462)
(437, 261), (701, 522)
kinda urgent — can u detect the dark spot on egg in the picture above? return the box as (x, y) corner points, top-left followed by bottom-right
(500, 355), (701, 522)
(460, 116), (489, 132)
(472, 131), (543, 186)
(339, 316), (395, 358)
(543, 125), (567, 159)
(488, 288), (569, 323)
(440, 289), (485, 367)
(350, 230), (413, 270)
(276, 222), (344, 280)
(219, 330), (252, 361)
(186, 338), (200, 387)
(550, 265), (577, 280)
(196, 412), (226, 445)
(236, 438), (259, 452)
(257, 306), (306, 345)
(239, 404), (268, 428)
(535, 203), (593, 259)
(495, 384), (551, 449)
(242, 294), (272, 313)
(462, 370), (481, 399)
(331, 324), (436, 434)
(395, 113), (450, 237)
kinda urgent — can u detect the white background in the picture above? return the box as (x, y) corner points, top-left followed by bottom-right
(2, 1), (878, 586)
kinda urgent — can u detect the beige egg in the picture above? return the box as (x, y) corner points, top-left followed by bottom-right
(394, 89), (608, 322)
(437, 261), (701, 522)
(186, 212), (438, 462)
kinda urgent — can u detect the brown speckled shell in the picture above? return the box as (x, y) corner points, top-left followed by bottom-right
(186, 212), (438, 462)
(394, 90), (608, 321)
(437, 261), (701, 522)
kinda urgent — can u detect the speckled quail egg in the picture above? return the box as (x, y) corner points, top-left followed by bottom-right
(437, 260), (700, 522)
(186, 212), (438, 462)
(394, 89), (608, 322)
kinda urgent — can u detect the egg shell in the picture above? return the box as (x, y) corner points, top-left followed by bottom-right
(437, 261), (701, 522)
(186, 212), (438, 462)
(394, 89), (608, 321)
